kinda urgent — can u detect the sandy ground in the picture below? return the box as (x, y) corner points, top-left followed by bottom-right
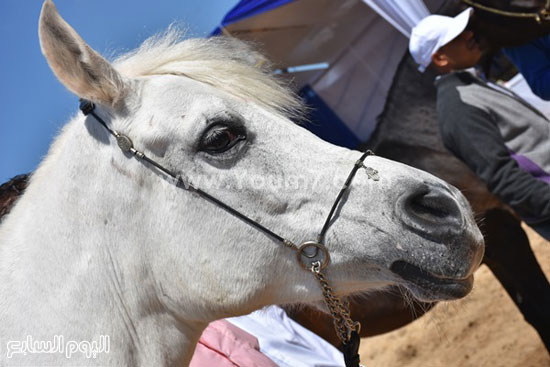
(360, 225), (550, 367)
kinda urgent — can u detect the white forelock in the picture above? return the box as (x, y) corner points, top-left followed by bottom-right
(113, 27), (305, 120)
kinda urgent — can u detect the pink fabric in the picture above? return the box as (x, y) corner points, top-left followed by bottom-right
(190, 319), (278, 367)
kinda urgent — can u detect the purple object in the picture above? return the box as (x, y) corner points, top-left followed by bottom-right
(509, 150), (550, 184)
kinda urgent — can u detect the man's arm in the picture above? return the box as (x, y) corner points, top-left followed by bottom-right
(504, 37), (550, 101)
(437, 99), (550, 223)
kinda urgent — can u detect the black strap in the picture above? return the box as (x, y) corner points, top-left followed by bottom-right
(79, 99), (289, 245)
(80, 99), (369, 367)
(343, 331), (361, 367)
(318, 150), (373, 244)
(80, 99), (373, 251)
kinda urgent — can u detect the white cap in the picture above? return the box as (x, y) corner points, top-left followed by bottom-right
(409, 8), (473, 72)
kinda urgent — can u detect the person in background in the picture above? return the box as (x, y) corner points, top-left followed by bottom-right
(409, 7), (550, 240)
(504, 36), (550, 100)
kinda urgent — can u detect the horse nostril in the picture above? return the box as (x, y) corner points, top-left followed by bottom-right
(399, 184), (463, 232)
(408, 189), (455, 220)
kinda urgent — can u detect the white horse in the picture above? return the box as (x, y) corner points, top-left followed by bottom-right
(0, 1), (484, 366)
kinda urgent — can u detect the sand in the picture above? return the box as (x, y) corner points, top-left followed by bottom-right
(360, 226), (550, 367)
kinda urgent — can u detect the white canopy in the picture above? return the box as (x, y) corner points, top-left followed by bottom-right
(362, 0), (430, 37)
(219, 0), (444, 145)
(218, 0), (550, 146)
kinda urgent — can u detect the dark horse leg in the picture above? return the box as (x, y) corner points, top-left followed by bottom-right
(482, 209), (550, 352)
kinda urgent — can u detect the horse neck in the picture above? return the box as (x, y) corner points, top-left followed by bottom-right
(0, 116), (206, 365)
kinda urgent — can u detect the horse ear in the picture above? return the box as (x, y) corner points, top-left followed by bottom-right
(39, 0), (126, 107)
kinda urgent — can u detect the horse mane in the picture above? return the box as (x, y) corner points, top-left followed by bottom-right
(112, 27), (304, 120)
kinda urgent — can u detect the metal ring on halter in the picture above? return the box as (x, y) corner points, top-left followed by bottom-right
(296, 241), (330, 270)
(79, 100), (369, 367)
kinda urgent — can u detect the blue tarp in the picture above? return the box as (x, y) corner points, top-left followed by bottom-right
(299, 86), (360, 148)
(212, 0), (361, 149)
(212, 0), (295, 35)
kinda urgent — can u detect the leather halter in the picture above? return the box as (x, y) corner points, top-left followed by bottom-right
(80, 99), (376, 367)
(463, 0), (550, 23)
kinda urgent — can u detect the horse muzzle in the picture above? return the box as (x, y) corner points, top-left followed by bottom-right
(391, 181), (484, 301)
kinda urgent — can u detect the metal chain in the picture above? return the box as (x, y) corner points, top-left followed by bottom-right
(310, 261), (361, 344)
(79, 100), (366, 364)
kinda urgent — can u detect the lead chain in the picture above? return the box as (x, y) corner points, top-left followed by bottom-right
(79, 99), (365, 364)
(311, 261), (361, 344)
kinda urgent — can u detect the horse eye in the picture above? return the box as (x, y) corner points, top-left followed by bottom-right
(199, 124), (246, 154)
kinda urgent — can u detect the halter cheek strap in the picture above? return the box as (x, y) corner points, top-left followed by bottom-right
(80, 99), (377, 367)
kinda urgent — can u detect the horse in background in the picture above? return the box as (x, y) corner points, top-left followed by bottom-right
(288, 0), (550, 352)
(356, 0), (550, 351)
(0, 175), (27, 223)
(363, 52), (550, 351)
(0, 1), (484, 365)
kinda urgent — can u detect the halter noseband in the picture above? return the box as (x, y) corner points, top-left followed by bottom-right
(80, 99), (376, 367)
(462, 0), (550, 23)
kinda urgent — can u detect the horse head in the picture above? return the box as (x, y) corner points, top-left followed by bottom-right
(0, 1), (484, 365)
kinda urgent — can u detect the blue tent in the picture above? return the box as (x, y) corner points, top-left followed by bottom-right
(210, 0), (438, 148)
(212, 0), (296, 35)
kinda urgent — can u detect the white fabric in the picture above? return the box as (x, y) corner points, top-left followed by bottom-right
(311, 0), (445, 140)
(227, 306), (345, 367)
(409, 7), (473, 71)
(505, 73), (550, 118)
(311, 14), (408, 140)
(362, 0), (430, 37)
(221, 0), (449, 142)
